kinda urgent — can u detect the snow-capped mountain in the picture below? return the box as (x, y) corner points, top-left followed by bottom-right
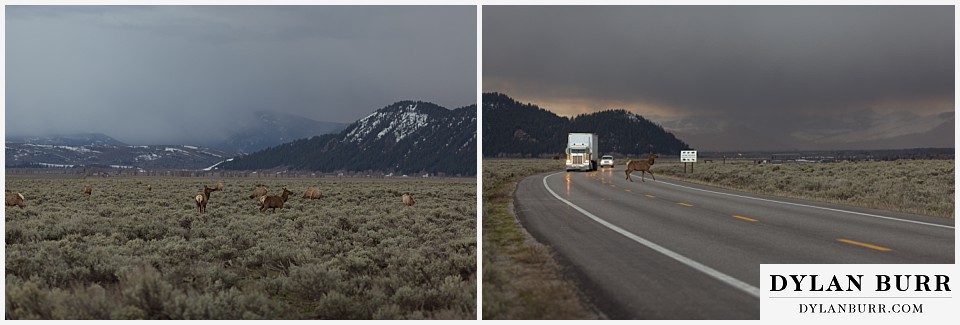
(5, 142), (233, 170)
(220, 100), (477, 176)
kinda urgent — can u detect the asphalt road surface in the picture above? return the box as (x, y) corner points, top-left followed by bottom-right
(513, 168), (954, 319)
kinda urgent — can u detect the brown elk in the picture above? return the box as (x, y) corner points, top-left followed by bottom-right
(625, 153), (659, 182)
(82, 184), (92, 196)
(402, 194), (415, 206)
(194, 184), (222, 214)
(260, 187), (294, 213)
(5, 192), (26, 209)
(249, 186), (268, 199)
(302, 187), (323, 199)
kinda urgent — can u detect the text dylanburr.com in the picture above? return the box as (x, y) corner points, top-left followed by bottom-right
(761, 264), (956, 321)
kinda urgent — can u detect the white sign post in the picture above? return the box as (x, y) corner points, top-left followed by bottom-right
(680, 150), (697, 173)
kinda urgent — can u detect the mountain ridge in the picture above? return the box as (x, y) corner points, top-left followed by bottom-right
(219, 100), (477, 176)
(483, 92), (691, 157)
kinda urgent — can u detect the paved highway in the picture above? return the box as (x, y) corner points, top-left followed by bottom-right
(513, 168), (954, 319)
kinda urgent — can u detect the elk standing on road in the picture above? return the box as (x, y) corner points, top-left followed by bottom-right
(625, 153), (659, 182)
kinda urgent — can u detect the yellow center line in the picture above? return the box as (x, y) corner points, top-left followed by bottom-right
(677, 202), (694, 207)
(837, 239), (891, 252)
(733, 215), (759, 222)
(645, 194), (656, 198)
(624, 189), (632, 192)
(610, 184), (617, 188)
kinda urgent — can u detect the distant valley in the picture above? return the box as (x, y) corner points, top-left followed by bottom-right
(6, 102), (476, 176)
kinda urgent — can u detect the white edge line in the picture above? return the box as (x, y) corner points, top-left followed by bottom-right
(542, 172), (761, 299)
(654, 179), (954, 230)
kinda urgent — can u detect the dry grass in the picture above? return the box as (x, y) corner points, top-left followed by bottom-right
(482, 159), (599, 320)
(648, 159), (954, 218)
(5, 176), (476, 319)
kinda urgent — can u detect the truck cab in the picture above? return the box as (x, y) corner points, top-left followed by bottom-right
(565, 133), (599, 172)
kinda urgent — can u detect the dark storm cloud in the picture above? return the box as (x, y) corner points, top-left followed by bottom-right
(483, 6), (954, 150)
(6, 6), (476, 145)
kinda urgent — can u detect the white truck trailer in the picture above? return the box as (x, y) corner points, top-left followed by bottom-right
(565, 133), (599, 172)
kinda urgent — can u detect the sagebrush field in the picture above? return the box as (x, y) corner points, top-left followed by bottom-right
(5, 176), (476, 319)
(653, 159), (954, 218)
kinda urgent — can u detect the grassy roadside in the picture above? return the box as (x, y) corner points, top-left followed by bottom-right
(650, 159), (954, 218)
(481, 159), (599, 320)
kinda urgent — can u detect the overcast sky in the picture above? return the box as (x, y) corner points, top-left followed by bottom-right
(484, 6), (954, 151)
(6, 6), (476, 145)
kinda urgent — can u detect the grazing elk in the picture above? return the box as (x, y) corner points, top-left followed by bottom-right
(301, 187), (323, 200)
(82, 184), (92, 196)
(249, 186), (268, 199)
(194, 184), (223, 214)
(5, 192), (26, 209)
(402, 194), (415, 206)
(625, 153), (659, 182)
(260, 187), (294, 213)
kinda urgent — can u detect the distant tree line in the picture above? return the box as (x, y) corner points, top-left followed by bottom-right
(482, 92), (691, 158)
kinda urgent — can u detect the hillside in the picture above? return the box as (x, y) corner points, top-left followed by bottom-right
(219, 101), (477, 176)
(6, 133), (128, 147)
(482, 92), (691, 157)
(5, 142), (232, 170)
(214, 111), (348, 153)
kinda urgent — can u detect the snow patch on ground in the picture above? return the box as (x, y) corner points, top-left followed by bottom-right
(376, 110), (429, 142)
(36, 162), (75, 168)
(346, 111), (384, 143)
(202, 158), (234, 171)
(136, 153), (160, 161)
(24, 144), (99, 153)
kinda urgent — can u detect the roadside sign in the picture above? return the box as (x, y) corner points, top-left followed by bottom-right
(681, 150), (697, 163)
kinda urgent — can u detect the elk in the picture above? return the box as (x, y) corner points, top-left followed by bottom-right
(402, 194), (415, 206)
(82, 184), (92, 196)
(147, 185), (152, 192)
(194, 184), (222, 214)
(260, 187), (294, 213)
(301, 187), (323, 199)
(625, 153), (659, 182)
(5, 192), (26, 209)
(249, 186), (268, 199)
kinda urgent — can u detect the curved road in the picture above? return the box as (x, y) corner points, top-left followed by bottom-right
(514, 168), (954, 319)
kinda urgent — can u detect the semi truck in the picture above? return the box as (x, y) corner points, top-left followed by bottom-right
(565, 133), (599, 172)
